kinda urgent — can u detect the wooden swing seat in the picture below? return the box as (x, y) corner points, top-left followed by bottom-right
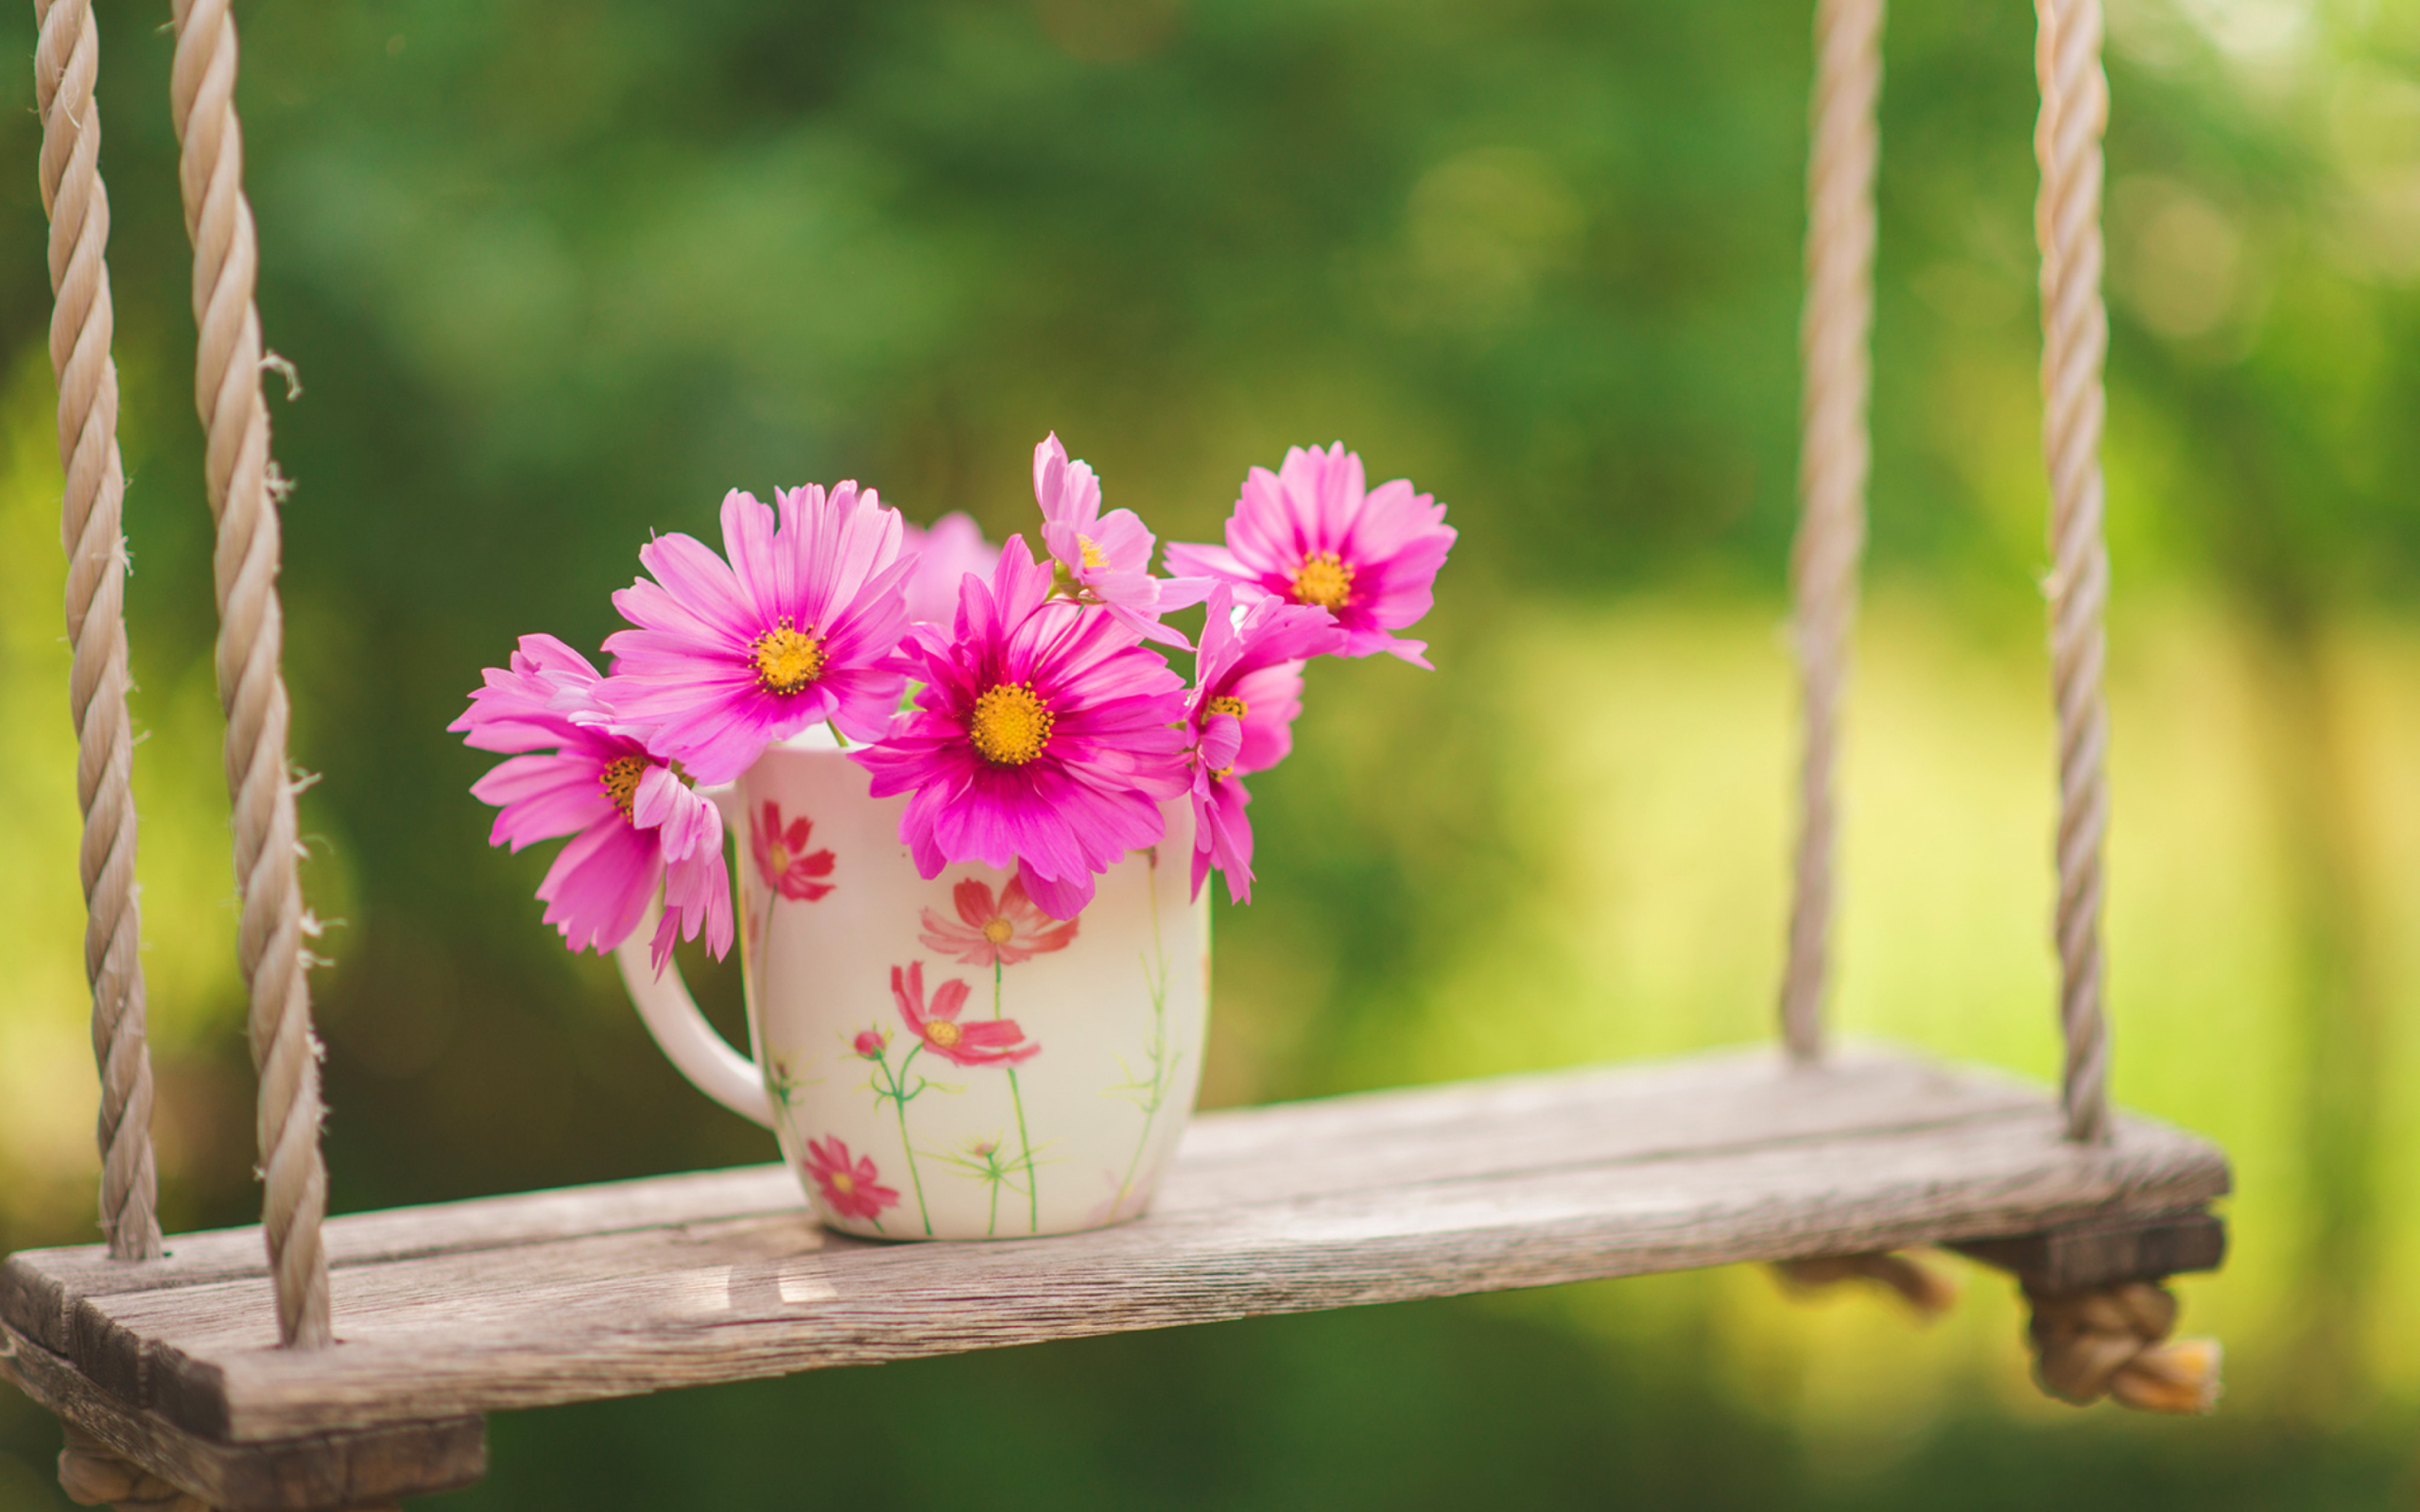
(1, 1042), (2228, 1511)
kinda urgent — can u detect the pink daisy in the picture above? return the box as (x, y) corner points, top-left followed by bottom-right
(804, 1136), (901, 1223)
(919, 874), (1080, 968)
(890, 963), (1039, 1068)
(1185, 586), (1346, 903)
(449, 634), (733, 971)
(854, 536), (1192, 920)
(1164, 443), (1455, 667)
(751, 800), (837, 902)
(600, 483), (915, 784)
(1033, 434), (1208, 649)
(900, 511), (1002, 627)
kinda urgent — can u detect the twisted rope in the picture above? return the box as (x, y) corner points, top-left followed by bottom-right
(34, 0), (164, 1263)
(2025, 1280), (2221, 1413)
(167, 0), (332, 1348)
(2033, 0), (2114, 1143)
(1780, 0), (1885, 1061)
(1774, 1249), (1955, 1317)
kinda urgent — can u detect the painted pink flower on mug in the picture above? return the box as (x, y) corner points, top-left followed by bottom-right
(919, 875), (1079, 968)
(751, 801), (837, 902)
(891, 963), (1040, 1069)
(804, 1136), (901, 1224)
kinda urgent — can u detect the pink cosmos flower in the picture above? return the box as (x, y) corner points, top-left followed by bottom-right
(751, 801), (837, 902)
(600, 483), (915, 784)
(852, 1028), (890, 1060)
(918, 875), (1080, 968)
(1033, 434), (1207, 649)
(449, 634), (733, 971)
(804, 1136), (901, 1222)
(1185, 586), (1347, 904)
(900, 511), (1002, 627)
(1164, 443), (1455, 667)
(890, 963), (1039, 1068)
(854, 536), (1192, 920)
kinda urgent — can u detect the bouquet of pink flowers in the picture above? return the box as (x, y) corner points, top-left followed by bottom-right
(452, 436), (1454, 971)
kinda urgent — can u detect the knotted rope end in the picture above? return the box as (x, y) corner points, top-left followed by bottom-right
(2025, 1279), (2221, 1414)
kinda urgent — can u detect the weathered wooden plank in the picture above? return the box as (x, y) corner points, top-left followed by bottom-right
(1, 1045), (2232, 1447)
(6, 1163), (805, 1335)
(9, 1044), (2016, 1327)
(117, 1107), (2221, 1438)
(8, 1042), (2022, 1366)
(1160, 1044), (2048, 1212)
(0, 1323), (482, 1512)
(1951, 1211), (2228, 1292)
(1, 1042), (2033, 1344)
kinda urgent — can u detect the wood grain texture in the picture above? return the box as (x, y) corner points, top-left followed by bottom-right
(1, 1323), (481, 1512)
(4, 1044), (2229, 1451)
(1952, 1211), (2226, 1292)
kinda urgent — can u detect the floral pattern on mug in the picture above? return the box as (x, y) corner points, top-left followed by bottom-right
(752, 801), (837, 902)
(804, 1136), (900, 1226)
(919, 874), (1079, 968)
(892, 963), (1040, 1068)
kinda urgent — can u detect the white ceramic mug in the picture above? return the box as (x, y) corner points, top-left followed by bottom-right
(617, 728), (1209, 1240)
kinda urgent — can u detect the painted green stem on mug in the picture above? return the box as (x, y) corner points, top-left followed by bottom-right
(995, 961), (1040, 1231)
(1113, 850), (1179, 1218)
(863, 1040), (935, 1237)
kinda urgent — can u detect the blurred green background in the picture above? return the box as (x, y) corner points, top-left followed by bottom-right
(3, 0), (2417, 1505)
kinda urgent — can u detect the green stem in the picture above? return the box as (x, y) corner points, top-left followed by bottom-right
(892, 1091), (931, 1237)
(996, 961), (1040, 1232)
(1113, 853), (1175, 1216)
(873, 1047), (932, 1237)
(824, 719), (851, 747)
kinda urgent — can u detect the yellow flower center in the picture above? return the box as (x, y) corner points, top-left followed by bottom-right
(1207, 695), (1248, 720)
(767, 844), (791, 874)
(1290, 551), (1355, 610)
(925, 1021), (964, 1048)
(749, 620), (827, 696)
(981, 917), (1016, 945)
(829, 1170), (856, 1196)
(1079, 534), (1108, 569)
(970, 682), (1054, 766)
(601, 755), (648, 820)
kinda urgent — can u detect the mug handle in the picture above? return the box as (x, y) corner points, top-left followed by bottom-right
(615, 893), (777, 1129)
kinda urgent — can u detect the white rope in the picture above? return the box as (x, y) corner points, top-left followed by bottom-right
(34, 0), (163, 1263)
(167, 0), (332, 1347)
(1781, 0), (1884, 1061)
(2033, 0), (2114, 1143)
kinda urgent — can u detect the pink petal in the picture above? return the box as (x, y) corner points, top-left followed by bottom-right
(537, 816), (661, 954)
(1161, 540), (1251, 582)
(1016, 859), (1093, 920)
(928, 977), (972, 1023)
(630, 532), (758, 644)
(953, 876), (1000, 929)
(719, 489), (789, 625)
